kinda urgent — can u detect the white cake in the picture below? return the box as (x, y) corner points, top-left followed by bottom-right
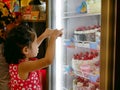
(72, 51), (99, 73)
(74, 25), (100, 42)
(73, 77), (96, 90)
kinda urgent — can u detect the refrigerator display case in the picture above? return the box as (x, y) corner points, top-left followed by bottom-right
(48, 0), (115, 90)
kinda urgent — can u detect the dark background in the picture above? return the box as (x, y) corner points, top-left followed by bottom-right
(114, 0), (120, 90)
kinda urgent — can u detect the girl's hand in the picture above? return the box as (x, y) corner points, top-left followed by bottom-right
(43, 28), (63, 38)
(51, 29), (63, 38)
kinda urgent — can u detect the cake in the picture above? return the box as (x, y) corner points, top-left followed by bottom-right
(73, 77), (97, 90)
(72, 68), (100, 90)
(73, 25), (100, 42)
(72, 51), (99, 75)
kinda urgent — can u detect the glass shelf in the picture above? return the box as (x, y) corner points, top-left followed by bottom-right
(63, 12), (101, 19)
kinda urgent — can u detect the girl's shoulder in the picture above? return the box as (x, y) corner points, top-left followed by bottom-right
(18, 57), (38, 63)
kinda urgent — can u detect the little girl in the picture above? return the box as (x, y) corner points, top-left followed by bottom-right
(4, 24), (62, 89)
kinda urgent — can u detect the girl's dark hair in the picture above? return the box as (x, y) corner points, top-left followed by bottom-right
(4, 24), (36, 64)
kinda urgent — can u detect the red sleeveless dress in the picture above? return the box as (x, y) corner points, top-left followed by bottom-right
(9, 58), (43, 90)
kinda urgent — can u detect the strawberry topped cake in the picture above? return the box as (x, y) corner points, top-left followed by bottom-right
(72, 51), (100, 90)
(73, 25), (101, 42)
(72, 51), (99, 74)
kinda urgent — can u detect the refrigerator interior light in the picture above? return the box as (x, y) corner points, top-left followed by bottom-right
(55, 0), (62, 90)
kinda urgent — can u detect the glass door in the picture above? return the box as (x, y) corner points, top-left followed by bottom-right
(48, 0), (115, 90)
(51, 0), (101, 90)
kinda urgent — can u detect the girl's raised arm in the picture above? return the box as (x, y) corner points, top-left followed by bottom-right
(19, 30), (63, 74)
(37, 28), (54, 46)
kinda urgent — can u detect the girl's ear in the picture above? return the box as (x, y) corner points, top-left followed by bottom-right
(22, 46), (29, 55)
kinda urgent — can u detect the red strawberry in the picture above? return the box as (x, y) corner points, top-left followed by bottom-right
(95, 52), (99, 56)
